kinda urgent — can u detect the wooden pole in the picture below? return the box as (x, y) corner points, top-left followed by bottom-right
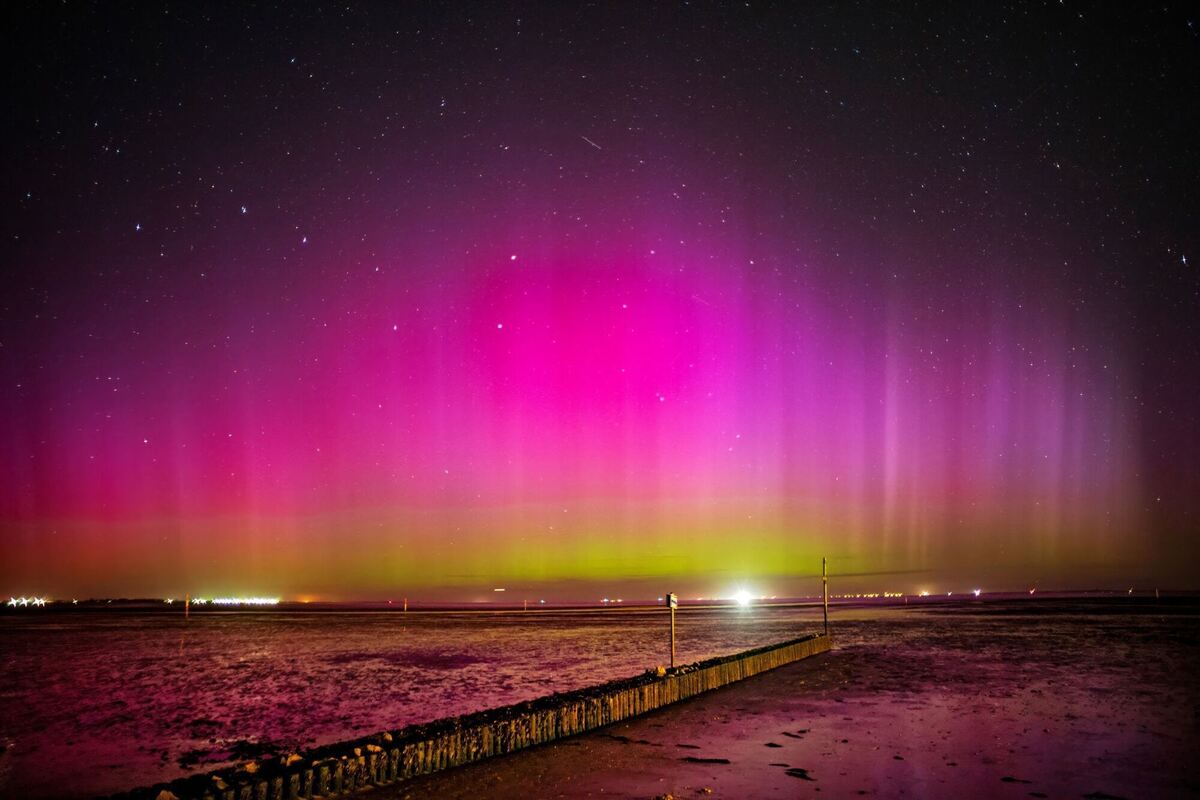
(670, 605), (676, 668)
(665, 592), (679, 669)
(822, 557), (829, 636)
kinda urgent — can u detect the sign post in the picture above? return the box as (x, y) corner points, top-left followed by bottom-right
(666, 592), (678, 668)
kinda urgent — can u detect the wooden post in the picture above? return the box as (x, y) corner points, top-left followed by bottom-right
(185, 593), (189, 620)
(822, 557), (829, 636)
(670, 605), (676, 668)
(666, 592), (678, 668)
(403, 597), (408, 613)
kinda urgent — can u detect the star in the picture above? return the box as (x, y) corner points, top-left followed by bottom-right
(134, 223), (141, 232)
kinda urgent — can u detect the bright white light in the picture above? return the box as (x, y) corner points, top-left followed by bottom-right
(973, 588), (982, 597)
(733, 589), (753, 607)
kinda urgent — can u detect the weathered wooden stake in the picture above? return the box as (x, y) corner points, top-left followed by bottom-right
(822, 557), (829, 635)
(670, 605), (676, 667)
(666, 592), (678, 668)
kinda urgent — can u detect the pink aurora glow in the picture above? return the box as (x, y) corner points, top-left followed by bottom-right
(0, 219), (1143, 599)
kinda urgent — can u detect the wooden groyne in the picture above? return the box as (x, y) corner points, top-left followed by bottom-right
(117, 632), (831, 800)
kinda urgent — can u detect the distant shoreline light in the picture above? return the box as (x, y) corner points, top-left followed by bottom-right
(6, 596), (48, 607)
(198, 597), (280, 606)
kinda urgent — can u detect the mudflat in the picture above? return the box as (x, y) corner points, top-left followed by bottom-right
(386, 600), (1200, 799)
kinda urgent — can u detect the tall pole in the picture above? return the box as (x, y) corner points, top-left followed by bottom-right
(666, 592), (678, 669)
(670, 604), (676, 668)
(822, 556), (829, 636)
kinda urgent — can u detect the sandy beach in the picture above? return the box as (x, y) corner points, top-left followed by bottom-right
(382, 601), (1200, 799)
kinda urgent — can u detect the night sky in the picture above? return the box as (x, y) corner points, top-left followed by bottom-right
(2, 3), (1197, 601)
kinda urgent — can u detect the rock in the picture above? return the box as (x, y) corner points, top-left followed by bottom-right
(283, 753), (303, 767)
(155, 792), (180, 800)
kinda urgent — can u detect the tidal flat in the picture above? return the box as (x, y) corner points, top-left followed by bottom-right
(1, 598), (1196, 799)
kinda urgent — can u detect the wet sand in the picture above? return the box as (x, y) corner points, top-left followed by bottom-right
(384, 602), (1200, 799)
(0, 605), (821, 798)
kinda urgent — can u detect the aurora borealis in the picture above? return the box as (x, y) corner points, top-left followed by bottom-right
(1, 3), (1197, 600)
